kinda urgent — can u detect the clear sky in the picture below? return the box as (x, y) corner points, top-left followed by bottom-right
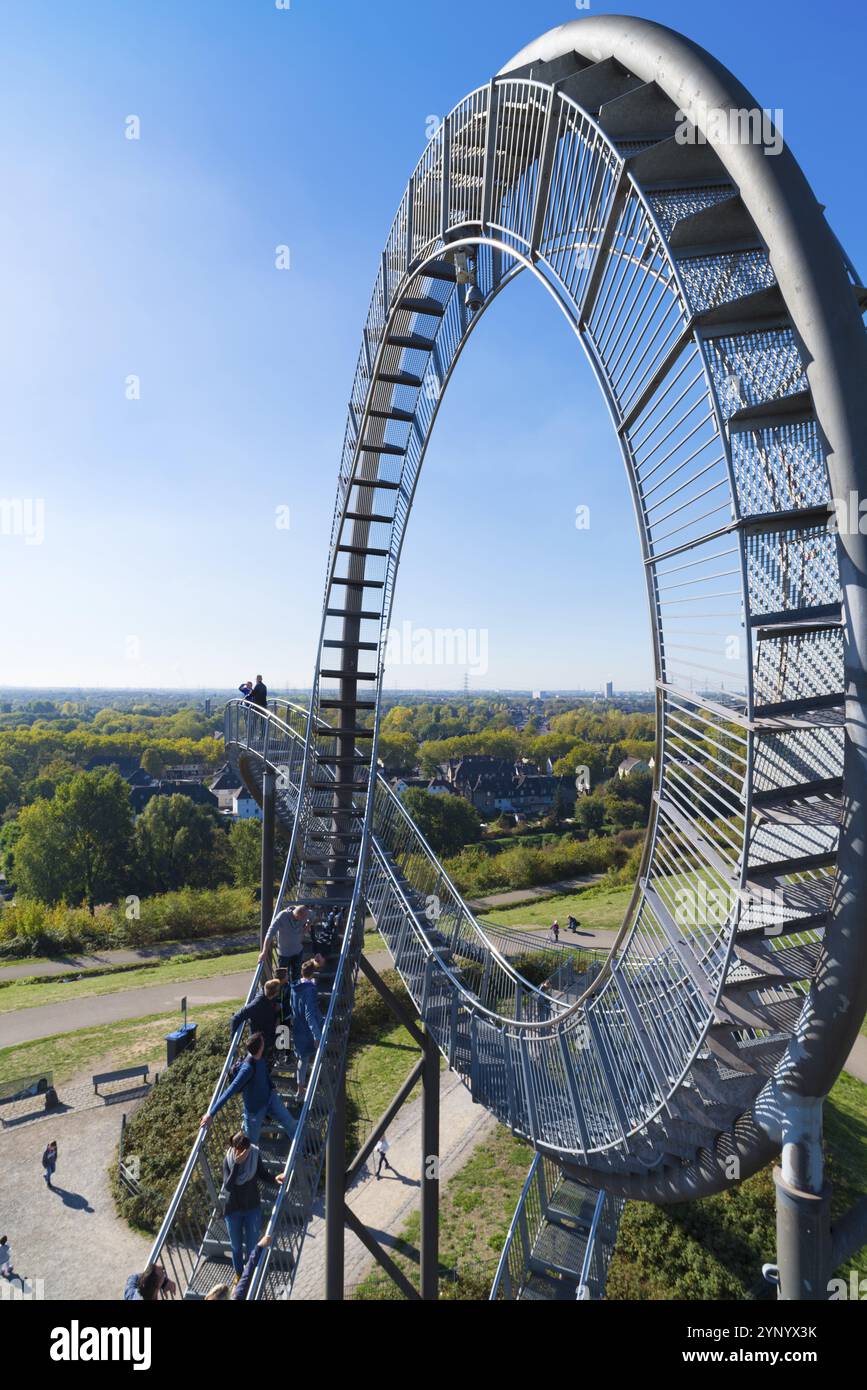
(1, 0), (864, 692)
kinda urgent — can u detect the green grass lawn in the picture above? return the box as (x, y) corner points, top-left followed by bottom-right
(353, 1122), (532, 1299)
(353, 1065), (867, 1301)
(484, 882), (633, 935)
(0, 1000), (245, 1087)
(0, 948), (258, 1013)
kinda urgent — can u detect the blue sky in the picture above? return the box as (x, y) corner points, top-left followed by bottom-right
(1, 0), (864, 692)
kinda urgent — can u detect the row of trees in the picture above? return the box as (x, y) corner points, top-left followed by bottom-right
(379, 702), (656, 785)
(0, 732), (225, 817)
(1, 769), (263, 912)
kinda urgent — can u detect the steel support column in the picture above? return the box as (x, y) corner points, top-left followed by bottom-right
(420, 1024), (440, 1301)
(260, 768), (276, 950)
(774, 1095), (831, 1300)
(325, 1067), (347, 1300)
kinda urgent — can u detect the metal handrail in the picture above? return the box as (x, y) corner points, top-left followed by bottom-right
(228, 699), (599, 1022)
(489, 1153), (541, 1299)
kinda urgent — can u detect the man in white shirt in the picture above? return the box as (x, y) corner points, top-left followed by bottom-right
(374, 1136), (393, 1180)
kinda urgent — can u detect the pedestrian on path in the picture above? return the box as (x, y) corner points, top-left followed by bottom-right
(567, 914), (579, 934)
(200, 1032), (298, 1144)
(374, 1136), (394, 1180)
(548, 919), (560, 943)
(42, 1140), (57, 1187)
(0, 1235), (23, 1287)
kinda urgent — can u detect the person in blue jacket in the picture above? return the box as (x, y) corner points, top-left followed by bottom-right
(199, 1032), (297, 1144)
(291, 959), (324, 1101)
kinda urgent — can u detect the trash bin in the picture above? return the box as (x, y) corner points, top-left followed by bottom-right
(165, 1023), (197, 1066)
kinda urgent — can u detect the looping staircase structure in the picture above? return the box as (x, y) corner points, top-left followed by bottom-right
(149, 16), (867, 1300)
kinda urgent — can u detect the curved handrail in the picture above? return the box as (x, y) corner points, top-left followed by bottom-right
(228, 698), (603, 1021)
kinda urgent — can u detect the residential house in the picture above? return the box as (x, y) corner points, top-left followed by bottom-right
(232, 790), (262, 821)
(617, 756), (654, 780)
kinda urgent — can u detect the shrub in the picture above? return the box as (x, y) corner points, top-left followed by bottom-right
(0, 885), (256, 958)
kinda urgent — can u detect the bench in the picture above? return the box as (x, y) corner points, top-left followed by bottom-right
(92, 1065), (150, 1097)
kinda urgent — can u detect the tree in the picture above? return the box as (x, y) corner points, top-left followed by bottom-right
(603, 795), (645, 829)
(546, 784), (571, 827)
(574, 794), (606, 834)
(230, 818), (261, 889)
(0, 765), (19, 814)
(134, 795), (230, 894)
(399, 788), (482, 858)
(377, 732), (419, 776)
(13, 769), (134, 912)
(141, 748), (166, 779)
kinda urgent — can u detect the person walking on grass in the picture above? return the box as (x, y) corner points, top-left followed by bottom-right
(200, 1031), (298, 1145)
(374, 1136), (394, 1180)
(42, 1140), (57, 1187)
(290, 959), (324, 1102)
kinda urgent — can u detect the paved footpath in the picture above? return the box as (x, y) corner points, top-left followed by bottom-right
(0, 933), (257, 982)
(0, 971), (253, 1047)
(290, 1068), (495, 1299)
(0, 951), (394, 1048)
(1, 1097), (151, 1301)
(468, 875), (603, 912)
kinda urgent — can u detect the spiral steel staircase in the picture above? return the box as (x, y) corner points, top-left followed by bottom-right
(148, 16), (867, 1301)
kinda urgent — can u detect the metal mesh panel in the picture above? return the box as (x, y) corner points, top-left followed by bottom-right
(731, 419), (830, 517)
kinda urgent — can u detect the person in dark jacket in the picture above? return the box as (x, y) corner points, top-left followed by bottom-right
(290, 960), (324, 1100)
(220, 1132), (283, 1277)
(238, 681), (253, 701)
(123, 1264), (176, 1300)
(233, 1234), (273, 1299)
(247, 675), (267, 709)
(231, 979), (282, 1052)
(200, 1032), (297, 1144)
(42, 1140), (57, 1187)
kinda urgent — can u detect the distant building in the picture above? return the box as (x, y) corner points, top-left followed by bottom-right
(85, 755), (141, 780)
(127, 768), (155, 789)
(161, 763), (208, 782)
(130, 781), (219, 815)
(232, 790), (262, 821)
(210, 763), (243, 812)
(617, 756), (653, 780)
(443, 754), (574, 817)
(605, 680), (614, 699)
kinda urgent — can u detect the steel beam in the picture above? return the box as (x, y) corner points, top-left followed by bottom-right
(259, 768), (276, 950)
(420, 1024), (440, 1301)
